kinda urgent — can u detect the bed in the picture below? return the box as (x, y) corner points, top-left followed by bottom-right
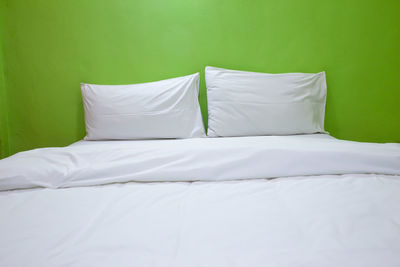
(1, 134), (399, 267)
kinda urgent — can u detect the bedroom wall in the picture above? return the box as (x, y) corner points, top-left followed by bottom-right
(0, 42), (8, 158)
(0, 0), (399, 157)
(0, 1), (9, 158)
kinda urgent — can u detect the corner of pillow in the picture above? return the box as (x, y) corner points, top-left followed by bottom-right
(193, 72), (200, 82)
(205, 66), (218, 73)
(206, 127), (219, 137)
(80, 83), (88, 94)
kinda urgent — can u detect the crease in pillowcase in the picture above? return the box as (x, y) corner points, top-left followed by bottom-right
(94, 108), (192, 117)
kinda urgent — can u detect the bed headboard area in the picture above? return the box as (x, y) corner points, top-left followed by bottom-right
(0, 0), (399, 157)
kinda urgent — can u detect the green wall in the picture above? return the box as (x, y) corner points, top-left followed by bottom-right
(0, 37), (8, 158)
(0, 0), (9, 158)
(0, 0), (399, 157)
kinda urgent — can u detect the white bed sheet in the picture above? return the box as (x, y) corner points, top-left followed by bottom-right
(1, 174), (400, 267)
(0, 134), (400, 266)
(1, 134), (399, 191)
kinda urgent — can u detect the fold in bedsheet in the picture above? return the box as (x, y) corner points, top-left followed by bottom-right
(0, 135), (399, 191)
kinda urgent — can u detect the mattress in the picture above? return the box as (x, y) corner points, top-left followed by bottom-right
(0, 134), (399, 267)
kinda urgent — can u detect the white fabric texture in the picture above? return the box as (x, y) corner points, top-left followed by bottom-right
(205, 66), (327, 137)
(1, 174), (400, 267)
(0, 135), (399, 191)
(81, 73), (205, 140)
(0, 135), (400, 266)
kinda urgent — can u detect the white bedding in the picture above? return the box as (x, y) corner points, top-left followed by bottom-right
(0, 134), (399, 191)
(0, 134), (400, 267)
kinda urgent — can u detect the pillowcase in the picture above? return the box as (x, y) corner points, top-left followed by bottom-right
(81, 73), (205, 140)
(205, 66), (327, 137)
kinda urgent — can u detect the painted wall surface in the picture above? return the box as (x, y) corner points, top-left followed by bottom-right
(1, 0), (399, 157)
(0, 1), (9, 158)
(0, 40), (8, 158)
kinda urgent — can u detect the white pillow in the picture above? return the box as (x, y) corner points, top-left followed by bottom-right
(81, 73), (205, 140)
(205, 66), (327, 137)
